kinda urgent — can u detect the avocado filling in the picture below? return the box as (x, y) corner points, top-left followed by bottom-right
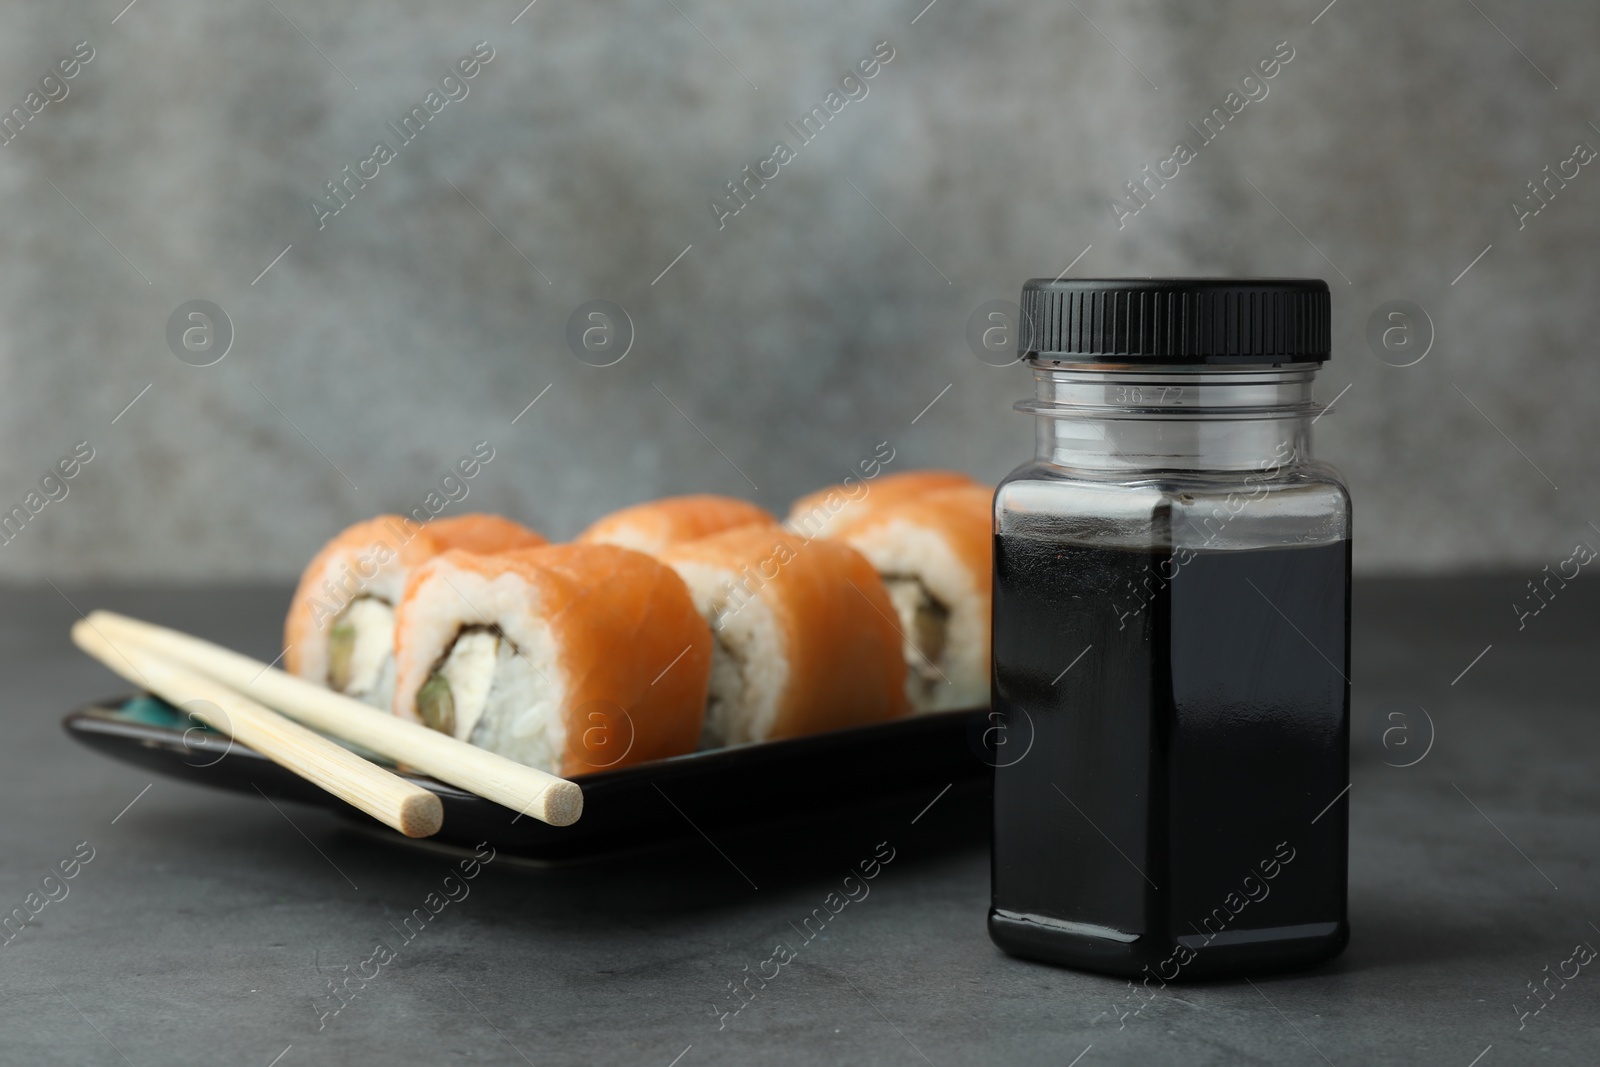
(882, 575), (951, 699)
(416, 673), (455, 734)
(327, 596), (396, 705)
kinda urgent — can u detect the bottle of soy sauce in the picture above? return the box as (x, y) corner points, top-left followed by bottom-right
(989, 278), (1350, 981)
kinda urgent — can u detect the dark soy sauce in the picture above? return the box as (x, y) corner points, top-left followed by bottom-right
(989, 536), (1350, 980)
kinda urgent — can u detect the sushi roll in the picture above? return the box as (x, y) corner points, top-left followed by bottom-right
(392, 544), (711, 776)
(285, 514), (545, 709)
(826, 485), (993, 713)
(577, 494), (776, 555)
(786, 469), (978, 541)
(658, 526), (909, 747)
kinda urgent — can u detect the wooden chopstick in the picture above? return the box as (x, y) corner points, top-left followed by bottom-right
(87, 610), (584, 828)
(72, 620), (443, 838)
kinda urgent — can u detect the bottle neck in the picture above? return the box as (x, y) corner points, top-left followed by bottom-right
(1018, 363), (1322, 473)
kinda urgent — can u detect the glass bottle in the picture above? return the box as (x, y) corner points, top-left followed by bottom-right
(988, 278), (1350, 981)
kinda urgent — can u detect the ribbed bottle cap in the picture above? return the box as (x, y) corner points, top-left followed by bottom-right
(1018, 278), (1331, 364)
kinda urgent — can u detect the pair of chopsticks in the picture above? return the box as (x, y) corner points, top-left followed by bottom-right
(72, 612), (583, 837)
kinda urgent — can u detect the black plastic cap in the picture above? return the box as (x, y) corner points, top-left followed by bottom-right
(1017, 278), (1331, 364)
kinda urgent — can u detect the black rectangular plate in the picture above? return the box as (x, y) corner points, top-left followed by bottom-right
(64, 695), (993, 863)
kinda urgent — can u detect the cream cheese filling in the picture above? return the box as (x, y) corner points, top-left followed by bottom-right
(701, 627), (749, 748)
(883, 574), (950, 701)
(417, 626), (564, 772)
(328, 596), (396, 705)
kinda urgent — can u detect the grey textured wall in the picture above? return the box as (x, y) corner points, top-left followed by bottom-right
(0, 0), (1593, 580)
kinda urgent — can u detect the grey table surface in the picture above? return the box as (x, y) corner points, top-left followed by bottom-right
(1, 576), (1596, 1066)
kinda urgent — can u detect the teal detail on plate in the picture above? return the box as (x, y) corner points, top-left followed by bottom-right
(117, 694), (219, 732)
(114, 693), (395, 766)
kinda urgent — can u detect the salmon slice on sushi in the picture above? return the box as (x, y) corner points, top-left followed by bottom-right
(576, 494), (776, 555)
(826, 484), (993, 713)
(284, 514), (545, 710)
(786, 469), (978, 541)
(659, 527), (910, 747)
(392, 544), (711, 776)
